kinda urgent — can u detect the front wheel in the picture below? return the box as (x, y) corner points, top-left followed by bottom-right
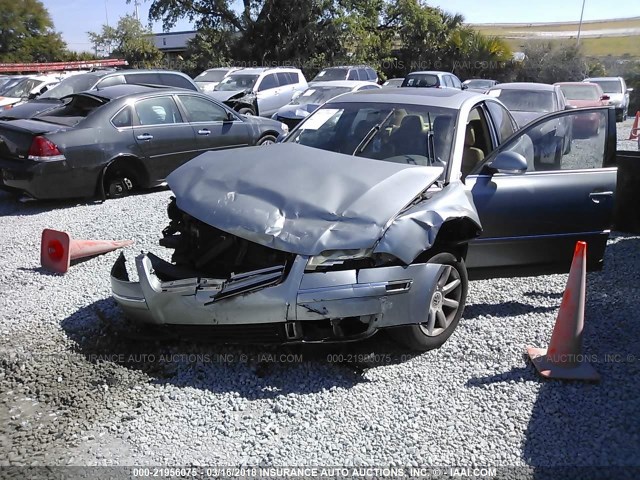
(257, 134), (277, 146)
(389, 252), (468, 351)
(238, 107), (255, 116)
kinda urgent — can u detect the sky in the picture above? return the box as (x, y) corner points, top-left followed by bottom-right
(44, 0), (640, 53)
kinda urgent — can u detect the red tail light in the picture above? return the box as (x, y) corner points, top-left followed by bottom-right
(28, 136), (65, 161)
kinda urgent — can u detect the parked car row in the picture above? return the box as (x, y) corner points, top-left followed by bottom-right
(0, 74), (62, 110)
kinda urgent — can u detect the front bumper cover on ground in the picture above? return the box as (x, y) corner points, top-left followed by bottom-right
(110, 253), (447, 343)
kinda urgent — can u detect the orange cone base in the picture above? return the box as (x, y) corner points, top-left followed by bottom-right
(527, 347), (600, 382)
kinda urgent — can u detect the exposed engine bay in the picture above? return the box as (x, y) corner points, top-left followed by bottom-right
(156, 197), (295, 281)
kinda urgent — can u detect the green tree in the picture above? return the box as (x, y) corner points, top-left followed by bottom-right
(0, 0), (67, 62)
(88, 15), (163, 67)
(143, 0), (346, 69)
(516, 41), (588, 83)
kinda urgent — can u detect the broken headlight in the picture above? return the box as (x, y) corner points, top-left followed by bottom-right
(306, 249), (372, 271)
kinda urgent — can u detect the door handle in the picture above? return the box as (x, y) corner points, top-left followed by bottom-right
(136, 134), (153, 141)
(197, 129), (211, 136)
(589, 191), (613, 203)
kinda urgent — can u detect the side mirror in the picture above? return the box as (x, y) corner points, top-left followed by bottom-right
(627, 88), (634, 93)
(486, 151), (528, 174)
(225, 111), (235, 122)
(28, 93), (37, 100)
(461, 84), (468, 90)
(601, 94), (610, 101)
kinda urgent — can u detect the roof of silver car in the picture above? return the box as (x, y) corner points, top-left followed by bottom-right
(489, 82), (555, 91)
(326, 87), (483, 109)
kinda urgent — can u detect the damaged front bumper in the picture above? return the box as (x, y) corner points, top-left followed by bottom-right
(110, 253), (447, 343)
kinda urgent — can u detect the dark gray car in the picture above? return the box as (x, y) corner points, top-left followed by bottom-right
(0, 85), (287, 200)
(111, 89), (616, 351)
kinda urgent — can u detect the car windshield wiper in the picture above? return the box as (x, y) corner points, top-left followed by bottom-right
(352, 108), (396, 155)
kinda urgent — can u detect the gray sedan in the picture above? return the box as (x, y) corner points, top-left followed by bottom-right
(0, 85), (288, 200)
(111, 88), (617, 351)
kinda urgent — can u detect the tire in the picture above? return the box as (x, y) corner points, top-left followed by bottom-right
(257, 134), (277, 146)
(389, 252), (468, 352)
(104, 167), (134, 199)
(238, 107), (255, 116)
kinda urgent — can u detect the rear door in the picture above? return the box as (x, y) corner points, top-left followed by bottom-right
(176, 94), (252, 153)
(465, 107), (616, 277)
(132, 95), (196, 180)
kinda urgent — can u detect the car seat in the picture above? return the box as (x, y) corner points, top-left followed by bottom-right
(388, 115), (426, 157)
(461, 124), (485, 177)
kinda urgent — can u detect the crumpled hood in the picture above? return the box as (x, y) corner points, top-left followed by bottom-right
(167, 143), (443, 256)
(207, 90), (250, 102)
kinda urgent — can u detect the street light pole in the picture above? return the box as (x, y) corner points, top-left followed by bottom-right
(577, 0), (586, 47)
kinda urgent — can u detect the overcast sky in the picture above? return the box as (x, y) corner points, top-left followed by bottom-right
(44, 0), (640, 53)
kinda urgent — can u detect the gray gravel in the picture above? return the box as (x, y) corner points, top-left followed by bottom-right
(0, 120), (639, 474)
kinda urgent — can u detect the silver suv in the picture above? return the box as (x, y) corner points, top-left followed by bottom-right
(209, 67), (308, 117)
(583, 76), (633, 122)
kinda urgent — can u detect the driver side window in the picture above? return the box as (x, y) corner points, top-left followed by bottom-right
(496, 110), (608, 172)
(257, 74), (278, 92)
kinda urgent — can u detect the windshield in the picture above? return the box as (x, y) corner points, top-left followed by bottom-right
(2, 78), (43, 98)
(402, 74), (439, 88)
(590, 80), (622, 94)
(40, 74), (99, 99)
(559, 85), (600, 101)
(292, 86), (351, 106)
(195, 70), (229, 83)
(490, 89), (555, 112)
(312, 68), (349, 82)
(466, 80), (494, 89)
(214, 74), (259, 91)
(285, 102), (457, 173)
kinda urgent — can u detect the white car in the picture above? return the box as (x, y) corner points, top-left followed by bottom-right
(0, 75), (60, 109)
(194, 67), (240, 92)
(583, 76), (633, 122)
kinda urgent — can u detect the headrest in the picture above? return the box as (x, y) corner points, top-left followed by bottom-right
(433, 115), (453, 132)
(465, 124), (476, 146)
(399, 115), (423, 132)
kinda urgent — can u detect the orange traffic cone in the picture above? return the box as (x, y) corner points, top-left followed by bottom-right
(629, 111), (640, 140)
(40, 228), (133, 274)
(527, 241), (600, 381)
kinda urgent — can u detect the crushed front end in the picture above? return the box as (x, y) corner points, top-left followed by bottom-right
(110, 198), (447, 344)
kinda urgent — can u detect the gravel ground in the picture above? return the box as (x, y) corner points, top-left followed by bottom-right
(0, 119), (639, 477)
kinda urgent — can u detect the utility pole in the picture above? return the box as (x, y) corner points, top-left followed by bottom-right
(577, 0), (586, 47)
(134, 0), (140, 21)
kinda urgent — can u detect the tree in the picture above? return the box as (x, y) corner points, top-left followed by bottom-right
(88, 15), (163, 67)
(0, 0), (67, 62)
(516, 41), (588, 83)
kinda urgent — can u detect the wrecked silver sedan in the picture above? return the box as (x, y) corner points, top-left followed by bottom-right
(111, 89), (617, 351)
